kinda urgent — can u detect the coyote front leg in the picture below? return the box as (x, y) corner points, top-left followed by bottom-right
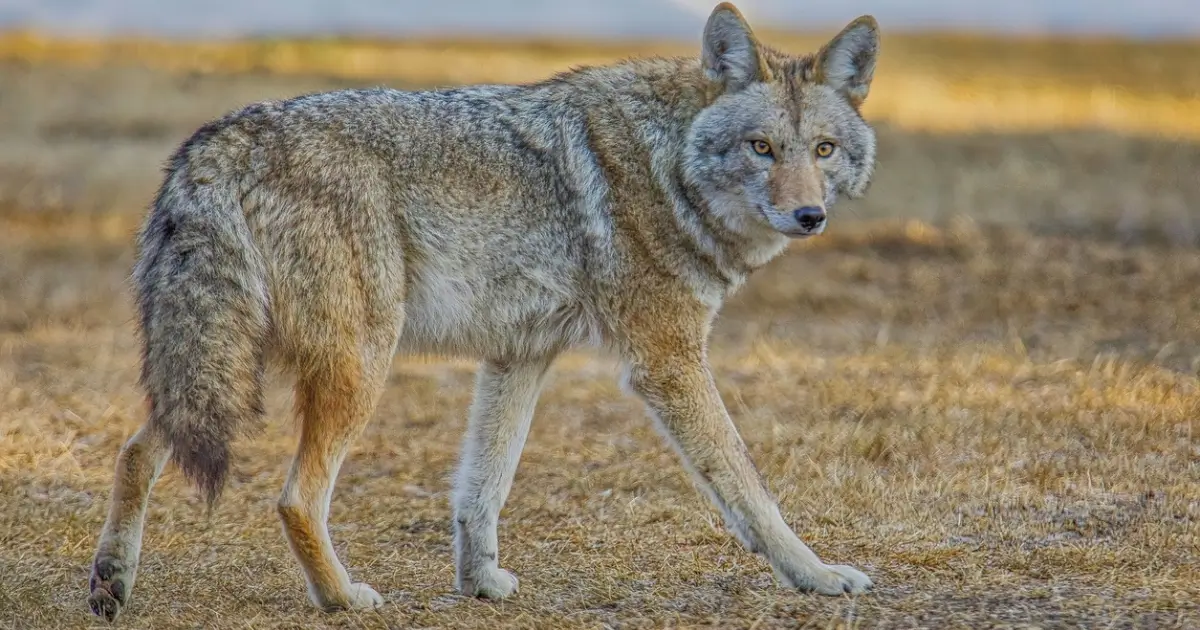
(624, 350), (872, 596)
(452, 356), (555, 599)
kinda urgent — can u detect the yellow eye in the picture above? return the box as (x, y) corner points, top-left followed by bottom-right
(751, 140), (773, 156)
(815, 141), (836, 158)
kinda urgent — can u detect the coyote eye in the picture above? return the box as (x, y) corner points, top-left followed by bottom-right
(750, 140), (773, 157)
(815, 141), (837, 158)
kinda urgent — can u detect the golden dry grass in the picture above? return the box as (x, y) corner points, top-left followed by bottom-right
(3, 30), (1200, 139)
(1, 33), (1199, 628)
(3, 216), (1198, 629)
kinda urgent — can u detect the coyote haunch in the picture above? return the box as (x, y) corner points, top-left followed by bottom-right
(88, 2), (881, 621)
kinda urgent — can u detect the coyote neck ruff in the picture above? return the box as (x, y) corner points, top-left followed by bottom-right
(87, 3), (881, 622)
(555, 57), (791, 305)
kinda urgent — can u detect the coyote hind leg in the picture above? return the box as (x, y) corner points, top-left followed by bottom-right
(277, 336), (397, 612)
(88, 424), (172, 622)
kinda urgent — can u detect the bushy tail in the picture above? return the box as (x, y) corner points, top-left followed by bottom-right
(133, 165), (270, 507)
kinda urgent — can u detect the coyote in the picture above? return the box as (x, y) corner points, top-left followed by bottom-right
(87, 2), (880, 620)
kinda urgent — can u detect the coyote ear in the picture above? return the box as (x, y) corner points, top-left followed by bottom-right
(815, 16), (879, 108)
(701, 3), (772, 95)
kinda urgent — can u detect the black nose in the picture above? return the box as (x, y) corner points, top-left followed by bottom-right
(793, 206), (826, 230)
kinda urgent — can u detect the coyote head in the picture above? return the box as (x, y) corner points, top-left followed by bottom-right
(683, 3), (879, 240)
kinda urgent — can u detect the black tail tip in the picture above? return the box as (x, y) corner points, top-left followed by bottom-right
(171, 441), (230, 510)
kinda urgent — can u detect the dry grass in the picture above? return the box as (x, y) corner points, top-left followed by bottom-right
(3, 30), (1200, 140)
(1, 36), (1199, 629)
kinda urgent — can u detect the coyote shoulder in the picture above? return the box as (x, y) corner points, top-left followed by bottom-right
(87, 2), (881, 620)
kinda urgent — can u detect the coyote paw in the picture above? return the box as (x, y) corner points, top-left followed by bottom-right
(773, 558), (874, 596)
(346, 582), (385, 609)
(458, 567), (519, 600)
(88, 557), (130, 622)
(317, 582), (384, 612)
(818, 564), (874, 595)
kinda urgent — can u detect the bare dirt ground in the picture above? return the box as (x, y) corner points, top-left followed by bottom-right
(1, 42), (1199, 629)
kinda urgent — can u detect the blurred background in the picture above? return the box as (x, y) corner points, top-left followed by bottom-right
(1, 3), (1198, 628)
(1, 0), (1197, 231)
(5, 0), (1200, 38)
